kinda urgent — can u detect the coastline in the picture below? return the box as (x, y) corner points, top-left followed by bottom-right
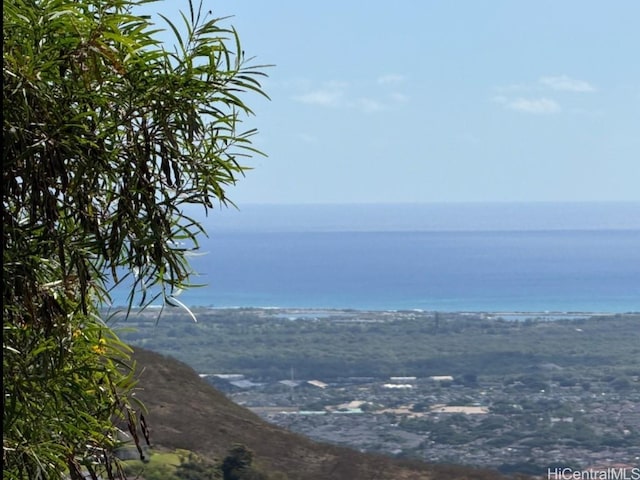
(108, 303), (637, 321)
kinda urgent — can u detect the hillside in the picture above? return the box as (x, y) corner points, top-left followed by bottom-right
(131, 347), (530, 480)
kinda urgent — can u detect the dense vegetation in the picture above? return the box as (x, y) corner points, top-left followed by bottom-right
(117, 309), (640, 381)
(2, 1), (267, 477)
(123, 445), (274, 480)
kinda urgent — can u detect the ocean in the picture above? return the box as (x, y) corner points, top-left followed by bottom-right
(111, 203), (640, 313)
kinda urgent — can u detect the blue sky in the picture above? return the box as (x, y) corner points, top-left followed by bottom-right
(139, 1), (640, 205)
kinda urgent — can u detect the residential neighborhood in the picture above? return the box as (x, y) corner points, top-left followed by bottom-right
(208, 368), (640, 476)
(119, 308), (640, 477)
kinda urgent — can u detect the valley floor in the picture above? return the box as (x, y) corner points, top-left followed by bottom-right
(119, 308), (640, 477)
(227, 373), (640, 474)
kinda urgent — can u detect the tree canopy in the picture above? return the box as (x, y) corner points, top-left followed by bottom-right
(2, 0), (268, 478)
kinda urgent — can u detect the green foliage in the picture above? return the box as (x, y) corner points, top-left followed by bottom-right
(175, 452), (220, 480)
(117, 309), (640, 381)
(221, 444), (268, 480)
(123, 450), (221, 480)
(125, 461), (180, 480)
(123, 447), (283, 480)
(3, 0), (267, 478)
(3, 310), (137, 479)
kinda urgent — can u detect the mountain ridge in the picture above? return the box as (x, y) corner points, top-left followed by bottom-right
(131, 347), (531, 480)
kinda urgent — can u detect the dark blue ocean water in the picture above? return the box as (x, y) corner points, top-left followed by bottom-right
(186, 229), (639, 312)
(110, 203), (640, 312)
